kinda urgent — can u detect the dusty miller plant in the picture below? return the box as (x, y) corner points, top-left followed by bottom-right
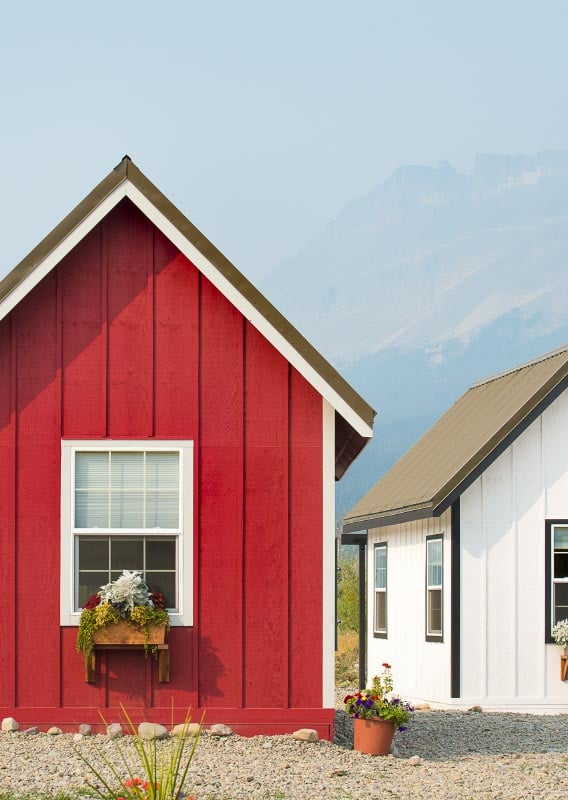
(99, 570), (153, 617)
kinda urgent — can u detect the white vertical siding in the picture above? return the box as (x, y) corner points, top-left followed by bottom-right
(367, 510), (451, 704)
(460, 389), (568, 709)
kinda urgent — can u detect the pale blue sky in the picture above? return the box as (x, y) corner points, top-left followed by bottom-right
(1, 1), (567, 282)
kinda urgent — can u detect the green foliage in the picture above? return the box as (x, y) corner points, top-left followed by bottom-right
(73, 706), (201, 800)
(76, 605), (169, 660)
(337, 552), (359, 633)
(343, 665), (414, 730)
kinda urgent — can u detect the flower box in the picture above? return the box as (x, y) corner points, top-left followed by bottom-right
(93, 620), (166, 646)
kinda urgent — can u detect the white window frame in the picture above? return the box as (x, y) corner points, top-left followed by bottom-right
(60, 439), (194, 627)
(373, 543), (387, 637)
(426, 534), (443, 640)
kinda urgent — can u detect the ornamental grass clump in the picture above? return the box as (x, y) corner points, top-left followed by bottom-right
(72, 706), (201, 800)
(77, 571), (169, 661)
(552, 618), (568, 646)
(344, 663), (413, 730)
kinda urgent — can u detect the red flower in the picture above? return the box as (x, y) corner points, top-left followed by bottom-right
(150, 591), (166, 610)
(382, 662), (391, 669)
(125, 778), (143, 788)
(343, 694), (354, 703)
(83, 593), (101, 610)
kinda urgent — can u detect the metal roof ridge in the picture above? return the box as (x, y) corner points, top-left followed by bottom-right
(471, 342), (568, 388)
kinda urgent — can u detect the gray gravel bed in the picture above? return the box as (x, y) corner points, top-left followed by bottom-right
(1, 711), (568, 800)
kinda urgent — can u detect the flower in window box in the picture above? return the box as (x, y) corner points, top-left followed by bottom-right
(76, 570), (169, 662)
(552, 618), (568, 647)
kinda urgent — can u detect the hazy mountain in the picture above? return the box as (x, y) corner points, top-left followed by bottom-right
(262, 152), (568, 519)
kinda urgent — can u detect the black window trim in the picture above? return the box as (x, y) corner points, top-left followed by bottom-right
(425, 533), (444, 642)
(373, 541), (388, 639)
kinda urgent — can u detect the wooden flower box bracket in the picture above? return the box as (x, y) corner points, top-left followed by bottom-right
(561, 655), (568, 682)
(84, 621), (169, 683)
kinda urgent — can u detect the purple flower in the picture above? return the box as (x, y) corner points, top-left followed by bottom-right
(399, 725), (407, 732)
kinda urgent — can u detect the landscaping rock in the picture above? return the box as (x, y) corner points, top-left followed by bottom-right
(331, 768), (348, 776)
(408, 755), (423, 766)
(209, 723), (233, 736)
(106, 723), (123, 739)
(73, 734), (84, 742)
(47, 727), (63, 736)
(468, 705), (483, 713)
(292, 728), (318, 742)
(78, 724), (92, 736)
(138, 722), (169, 741)
(171, 722), (201, 737)
(1, 717), (18, 732)
(413, 703), (431, 711)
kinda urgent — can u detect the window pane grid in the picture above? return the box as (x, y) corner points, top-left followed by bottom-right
(426, 537), (443, 638)
(74, 451), (180, 530)
(374, 544), (387, 634)
(76, 534), (178, 611)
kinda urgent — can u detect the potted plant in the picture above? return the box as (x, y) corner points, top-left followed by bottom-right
(552, 619), (568, 655)
(77, 570), (170, 665)
(344, 663), (413, 755)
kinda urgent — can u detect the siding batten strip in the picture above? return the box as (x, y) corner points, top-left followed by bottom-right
(322, 400), (335, 708)
(450, 499), (461, 698)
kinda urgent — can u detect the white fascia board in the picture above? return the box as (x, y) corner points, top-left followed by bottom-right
(0, 176), (372, 438)
(125, 181), (373, 439)
(0, 184), (127, 322)
(322, 399), (336, 707)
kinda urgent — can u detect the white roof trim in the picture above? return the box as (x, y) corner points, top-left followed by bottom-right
(0, 178), (372, 438)
(125, 182), (372, 437)
(0, 183), (127, 321)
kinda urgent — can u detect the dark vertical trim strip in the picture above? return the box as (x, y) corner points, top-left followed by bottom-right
(358, 541), (366, 689)
(545, 520), (552, 643)
(450, 499), (461, 698)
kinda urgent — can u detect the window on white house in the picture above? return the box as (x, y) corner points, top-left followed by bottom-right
(426, 535), (443, 639)
(374, 543), (387, 637)
(552, 525), (568, 625)
(60, 441), (193, 627)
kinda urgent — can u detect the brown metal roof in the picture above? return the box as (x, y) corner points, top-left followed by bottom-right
(344, 344), (568, 531)
(0, 156), (375, 478)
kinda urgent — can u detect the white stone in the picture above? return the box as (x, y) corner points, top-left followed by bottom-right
(292, 728), (318, 742)
(73, 733), (84, 742)
(209, 723), (233, 736)
(408, 755), (423, 766)
(171, 722), (201, 737)
(138, 722), (169, 741)
(413, 703), (431, 711)
(23, 727), (39, 735)
(106, 723), (123, 739)
(1, 717), (18, 732)
(78, 724), (92, 736)
(47, 727), (63, 735)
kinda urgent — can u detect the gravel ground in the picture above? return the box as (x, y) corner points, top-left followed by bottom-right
(1, 710), (568, 800)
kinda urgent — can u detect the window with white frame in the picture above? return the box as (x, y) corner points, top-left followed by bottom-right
(374, 543), (387, 637)
(426, 535), (443, 639)
(60, 440), (193, 626)
(552, 525), (568, 626)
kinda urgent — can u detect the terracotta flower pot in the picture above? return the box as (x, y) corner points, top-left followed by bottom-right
(353, 717), (395, 756)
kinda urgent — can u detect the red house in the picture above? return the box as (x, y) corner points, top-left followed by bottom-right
(0, 157), (374, 738)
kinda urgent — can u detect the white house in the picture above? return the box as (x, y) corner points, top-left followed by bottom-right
(343, 344), (568, 712)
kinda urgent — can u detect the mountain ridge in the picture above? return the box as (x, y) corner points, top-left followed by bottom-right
(262, 151), (568, 519)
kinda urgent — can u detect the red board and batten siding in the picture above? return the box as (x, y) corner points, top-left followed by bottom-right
(0, 200), (329, 736)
